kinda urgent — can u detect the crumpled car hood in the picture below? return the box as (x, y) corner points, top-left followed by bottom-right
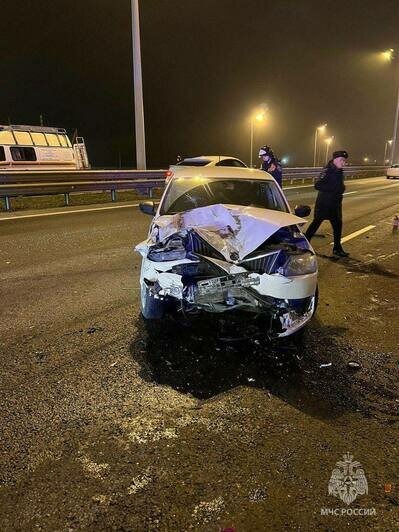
(145, 203), (306, 261)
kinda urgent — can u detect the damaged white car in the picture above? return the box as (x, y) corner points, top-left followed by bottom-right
(135, 167), (318, 338)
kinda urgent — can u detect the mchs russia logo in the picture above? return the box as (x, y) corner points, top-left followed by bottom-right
(328, 452), (368, 505)
(328, 453), (368, 505)
(321, 453), (375, 516)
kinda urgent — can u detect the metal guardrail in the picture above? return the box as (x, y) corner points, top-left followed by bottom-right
(0, 166), (388, 211)
(0, 169), (167, 211)
(283, 165), (388, 183)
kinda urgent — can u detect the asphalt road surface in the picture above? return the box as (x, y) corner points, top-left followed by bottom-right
(0, 176), (398, 531)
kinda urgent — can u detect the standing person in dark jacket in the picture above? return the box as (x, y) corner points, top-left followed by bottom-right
(305, 150), (349, 258)
(259, 145), (283, 187)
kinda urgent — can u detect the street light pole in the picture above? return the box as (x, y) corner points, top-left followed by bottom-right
(313, 128), (318, 167)
(249, 110), (266, 168)
(383, 140), (389, 165)
(390, 87), (399, 165)
(131, 0), (146, 170)
(325, 137), (333, 165)
(313, 124), (326, 167)
(250, 118), (254, 168)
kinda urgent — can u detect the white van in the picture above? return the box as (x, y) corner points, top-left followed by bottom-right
(0, 125), (89, 170)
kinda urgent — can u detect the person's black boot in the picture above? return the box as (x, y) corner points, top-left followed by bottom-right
(332, 248), (350, 258)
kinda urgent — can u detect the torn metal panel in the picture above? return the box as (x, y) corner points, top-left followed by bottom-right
(140, 256), (198, 281)
(156, 273), (184, 299)
(150, 204), (306, 261)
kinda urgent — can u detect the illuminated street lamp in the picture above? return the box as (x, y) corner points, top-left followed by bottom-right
(313, 123), (327, 167)
(364, 156), (369, 163)
(381, 48), (394, 61)
(383, 139), (393, 165)
(324, 136), (334, 165)
(249, 107), (267, 167)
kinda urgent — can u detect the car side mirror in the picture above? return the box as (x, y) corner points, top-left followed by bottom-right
(139, 201), (158, 216)
(294, 205), (311, 217)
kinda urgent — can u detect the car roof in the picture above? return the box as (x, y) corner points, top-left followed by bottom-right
(169, 166), (275, 181)
(182, 155), (240, 162)
(175, 155), (247, 166)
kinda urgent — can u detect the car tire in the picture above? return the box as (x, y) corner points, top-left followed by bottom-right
(141, 283), (165, 320)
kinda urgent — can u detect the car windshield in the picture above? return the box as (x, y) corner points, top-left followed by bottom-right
(160, 178), (288, 215)
(176, 159), (210, 166)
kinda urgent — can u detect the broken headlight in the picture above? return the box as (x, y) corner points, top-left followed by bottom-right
(148, 236), (187, 262)
(278, 252), (317, 276)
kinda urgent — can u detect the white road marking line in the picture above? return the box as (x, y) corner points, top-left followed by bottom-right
(0, 203), (140, 221)
(343, 191), (358, 195)
(284, 184), (315, 190)
(329, 225), (376, 245)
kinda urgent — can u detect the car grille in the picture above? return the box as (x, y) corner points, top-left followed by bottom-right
(190, 233), (225, 260)
(190, 232), (280, 274)
(239, 252), (280, 274)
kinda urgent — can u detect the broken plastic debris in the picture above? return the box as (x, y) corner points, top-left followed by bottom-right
(384, 483), (393, 493)
(247, 377), (255, 382)
(319, 362), (332, 368)
(87, 327), (103, 334)
(347, 361), (361, 370)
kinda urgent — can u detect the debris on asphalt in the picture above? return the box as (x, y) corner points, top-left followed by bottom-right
(127, 471), (152, 494)
(319, 362), (332, 368)
(347, 361), (362, 370)
(248, 487), (267, 502)
(87, 326), (103, 334)
(34, 350), (46, 361)
(247, 377), (255, 383)
(384, 483), (392, 493)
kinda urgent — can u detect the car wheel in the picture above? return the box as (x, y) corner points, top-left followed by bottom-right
(141, 283), (165, 320)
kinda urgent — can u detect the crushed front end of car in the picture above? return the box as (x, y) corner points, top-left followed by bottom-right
(136, 204), (318, 338)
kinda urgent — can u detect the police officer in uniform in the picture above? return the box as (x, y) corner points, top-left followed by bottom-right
(305, 150), (349, 257)
(259, 145), (283, 187)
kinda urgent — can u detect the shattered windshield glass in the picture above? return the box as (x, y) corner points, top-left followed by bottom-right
(160, 178), (287, 215)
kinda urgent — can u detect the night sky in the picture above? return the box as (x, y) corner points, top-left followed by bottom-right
(1, 0), (399, 168)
